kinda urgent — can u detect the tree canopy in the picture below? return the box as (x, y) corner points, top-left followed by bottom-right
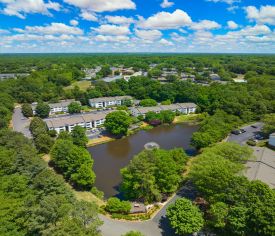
(105, 111), (131, 136)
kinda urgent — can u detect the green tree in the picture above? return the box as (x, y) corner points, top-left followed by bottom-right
(50, 139), (95, 188)
(139, 99), (157, 107)
(122, 231), (144, 236)
(35, 102), (50, 118)
(34, 133), (54, 153)
(167, 198), (204, 235)
(71, 126), (88, 147)
(120, 149), (187, 203)
(68, 102), (82, 114)
(22, 103), (33, 117)
(262, 114), (275, 135)
(105, 111), (131, 136)
(105, 197), (131, 214)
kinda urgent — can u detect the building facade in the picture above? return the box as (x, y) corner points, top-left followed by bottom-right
(129, 103), (197, 117)
(32, 99), (79, 115)
(44, 110), (112, 133)
(89, 96), (132, 108)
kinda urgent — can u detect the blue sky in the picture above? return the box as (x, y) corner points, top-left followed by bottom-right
(0, 0), (274, 53)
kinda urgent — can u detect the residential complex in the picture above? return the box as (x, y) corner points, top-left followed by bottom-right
(32, 99), (79, 115)
(89, 96), (132, 108)
(44, 110), (112, 133)
(130, 103), (197, 117)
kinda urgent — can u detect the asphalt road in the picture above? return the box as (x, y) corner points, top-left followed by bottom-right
(12, 106), (32, 138)
(99, 182), (197, 236)
(226, 122), (263, 145)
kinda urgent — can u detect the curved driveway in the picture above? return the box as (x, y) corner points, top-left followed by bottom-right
(99, 182), (197, 236)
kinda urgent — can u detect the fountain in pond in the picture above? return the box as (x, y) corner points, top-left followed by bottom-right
(144, 142), (160, 150)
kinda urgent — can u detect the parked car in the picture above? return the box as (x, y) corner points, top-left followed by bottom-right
(255, 134), (264, 140)
(240, 129), (246, 133)
(231, 130), (242, 135)
(251, 125), (258, 128)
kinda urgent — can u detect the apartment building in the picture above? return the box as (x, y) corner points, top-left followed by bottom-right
(44, 110), (112, 133)
(89, 96), (132, 108)
(129, 103), (197, 117)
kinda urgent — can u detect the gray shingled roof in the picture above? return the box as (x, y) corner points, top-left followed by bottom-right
(89, 96), (132, 103)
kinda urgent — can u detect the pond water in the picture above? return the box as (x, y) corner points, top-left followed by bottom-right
(88, 123), (199, 198)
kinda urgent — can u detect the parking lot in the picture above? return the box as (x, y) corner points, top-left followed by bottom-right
(227, 122), (264, 145)
(86, 127), (106, 139)
(12, 106), (32, 138)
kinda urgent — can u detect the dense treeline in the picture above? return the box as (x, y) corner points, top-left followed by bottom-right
(1, 54), (275, 75)
(167, 142), (275, 236)
(0, 130), (102, 235)
(120, 148), (188, 203)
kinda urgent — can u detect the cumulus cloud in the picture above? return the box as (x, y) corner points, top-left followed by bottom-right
(206, 0), (241, 4)
(190, 20), (221, 30)
(135, 29), (162, 40)
(227, 20), (238, 29)
(23, 23), (83, 35)
(159, 38), (174, 46)
(80, 11), (98, 21)
(160, 0), (174, 8)
(93, 24), (130, 36)
(0, 0), (60, 19)
(245, 5), (275, 25)
(94, 35), (129, 42)
(64, 0), (136, 12)
(70, 20), (79, 26)
(105, 15), (135, 25)
(0, 29), (10, 34)
(137, 9), (192, 29)
(170, 32), (186, 42)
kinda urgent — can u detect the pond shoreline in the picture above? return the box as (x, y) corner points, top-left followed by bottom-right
(88, 122), (199, 198)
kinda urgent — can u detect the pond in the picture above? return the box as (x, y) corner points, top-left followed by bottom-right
(88, 123), (199, 198)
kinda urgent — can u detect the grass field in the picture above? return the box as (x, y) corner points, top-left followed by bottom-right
(64, 80), (92, 91)
(173, 114), (200, 124)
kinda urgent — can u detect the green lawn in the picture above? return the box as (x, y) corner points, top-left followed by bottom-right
(64, 80), (92, 91)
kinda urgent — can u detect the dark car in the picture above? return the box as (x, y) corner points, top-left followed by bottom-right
(231, 130), (242, 135)
(251, 125), (258, 128)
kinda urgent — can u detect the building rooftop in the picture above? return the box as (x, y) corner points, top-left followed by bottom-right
(89, 96), (132, 103)
(44, 110), (112, 128)
(245, 147), (275, 189)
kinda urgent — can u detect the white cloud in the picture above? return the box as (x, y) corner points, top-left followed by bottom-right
(170, 32), (186, 42)
(135, 29), (162, 40)
(23, 23), (83, 35)
(0, 0), (60, 19)
(160, 0), (174, 8)
(227, 20), (238, 29)
(190, 20), (221, 30)
(64, 0), (136, 12)
(206, 0), (241, 4)
(70, 20), (79, 26)
(0, 29), (10, 34)
(94, 35), (129, 42)
(80, 11), (98, 21)
(237, 24), (271, 36)
(137, 9), (192, 29)
(93, 24), (130, 36)
(159, 38), (174, 46)
(245, 5), (275, 25)
(105, 15), (135, 25)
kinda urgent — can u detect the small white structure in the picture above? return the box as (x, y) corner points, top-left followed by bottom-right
(269, 133), (275, 148)
(89, 96), (132, 108)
